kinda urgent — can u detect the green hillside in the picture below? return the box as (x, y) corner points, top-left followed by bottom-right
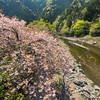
(41, 0), (73, 23)
(0, 0), (73, 22)
(0, 0), (100, 36)
(0, 0), (35, 22)
(54, 0), (100, 37)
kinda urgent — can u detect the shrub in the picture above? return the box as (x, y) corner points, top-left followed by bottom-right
(28, 19), (56, 33)
(89, 18), (100, 36)
(60, 20), (70, 36)
(60, 26), (70, 36)
(73, 20), (90, 37)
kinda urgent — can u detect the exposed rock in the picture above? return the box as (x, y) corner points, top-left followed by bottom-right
(67, 61), (100, 99)
(94, 85), (100, 91)
(79, 69), (85, 74)
(93, 41), (96, 45)
(78, 63), (82, 67)
(74, 81), (87, 87)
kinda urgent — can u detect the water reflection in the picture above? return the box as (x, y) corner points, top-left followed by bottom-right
(61, 38), (100, 86)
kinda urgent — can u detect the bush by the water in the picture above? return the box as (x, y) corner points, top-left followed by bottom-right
(72, 20), (90, 37)
(89, 18), (100, 36)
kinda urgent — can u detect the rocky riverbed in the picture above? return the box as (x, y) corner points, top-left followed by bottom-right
(61, 35), (100, 48)
(58, 39), (100, 100)
(68, 62), (100, 100)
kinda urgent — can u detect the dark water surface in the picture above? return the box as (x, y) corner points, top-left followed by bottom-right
(61, 37), (100, 86)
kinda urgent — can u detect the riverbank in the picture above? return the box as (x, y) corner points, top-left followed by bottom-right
(58, 38), (100, 100)
(61, 35), (100, 48)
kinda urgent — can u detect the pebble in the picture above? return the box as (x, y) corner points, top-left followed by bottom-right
(68, 62), (100, 99)
(94, 85), (100, 91)
(74, 81), (87, 87)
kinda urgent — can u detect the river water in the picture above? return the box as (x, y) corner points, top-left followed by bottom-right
(61, 37), (100, 86)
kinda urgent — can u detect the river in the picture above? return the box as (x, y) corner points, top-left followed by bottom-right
(60, 37), (100, 86)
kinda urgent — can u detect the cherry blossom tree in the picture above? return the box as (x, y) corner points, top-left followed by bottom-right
(0, 12), (71, 100)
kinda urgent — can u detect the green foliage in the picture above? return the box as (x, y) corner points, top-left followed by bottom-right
(0, 0), (47, 22)
(54, 0), (100, 37)
(35, 19), (46, 27)
(4, 93), (24, 100)
(60, 20), (70, 36)
(0, 0), (73, 23)
(41, 0), (73, 23)
(0, 54), (24, 100)
(0, 0), (100, 37)
(0, 68), (24, 100)
(56, 74), (63, 90)
(89, 18), (100, 36)
(83, 0), (100, 21)
(55, 0), (89, 29)
(0, 55), (12, 66)
(28, 19), (56, 33)
(0, 60), (10, 66)
(73, 20), (90, 37)
(28, 19), (47, 31)
(53, 16), (64, 32)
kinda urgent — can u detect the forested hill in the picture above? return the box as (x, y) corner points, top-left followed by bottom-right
(0, 0), (73, 23)
(0, 0), (100, 36)
(0, 0), (34, 22)
(55, 0), (92, 28)
(54, 0), (100, 36)
(0, 0), (100, 24)
(0, 0), (47, 22)
(41, 0), (73, 23)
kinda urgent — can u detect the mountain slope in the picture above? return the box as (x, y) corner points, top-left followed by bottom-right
(54, 0), (100, 32)
(41, 0), (73, 23)
(0, 0), (35, 22)
(0, 0), (73, 22)
(83, 0), (100, 21)
(20, 0), (47, 19)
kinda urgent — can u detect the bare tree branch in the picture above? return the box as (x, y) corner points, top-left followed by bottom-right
(11, 27), (19, 41)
